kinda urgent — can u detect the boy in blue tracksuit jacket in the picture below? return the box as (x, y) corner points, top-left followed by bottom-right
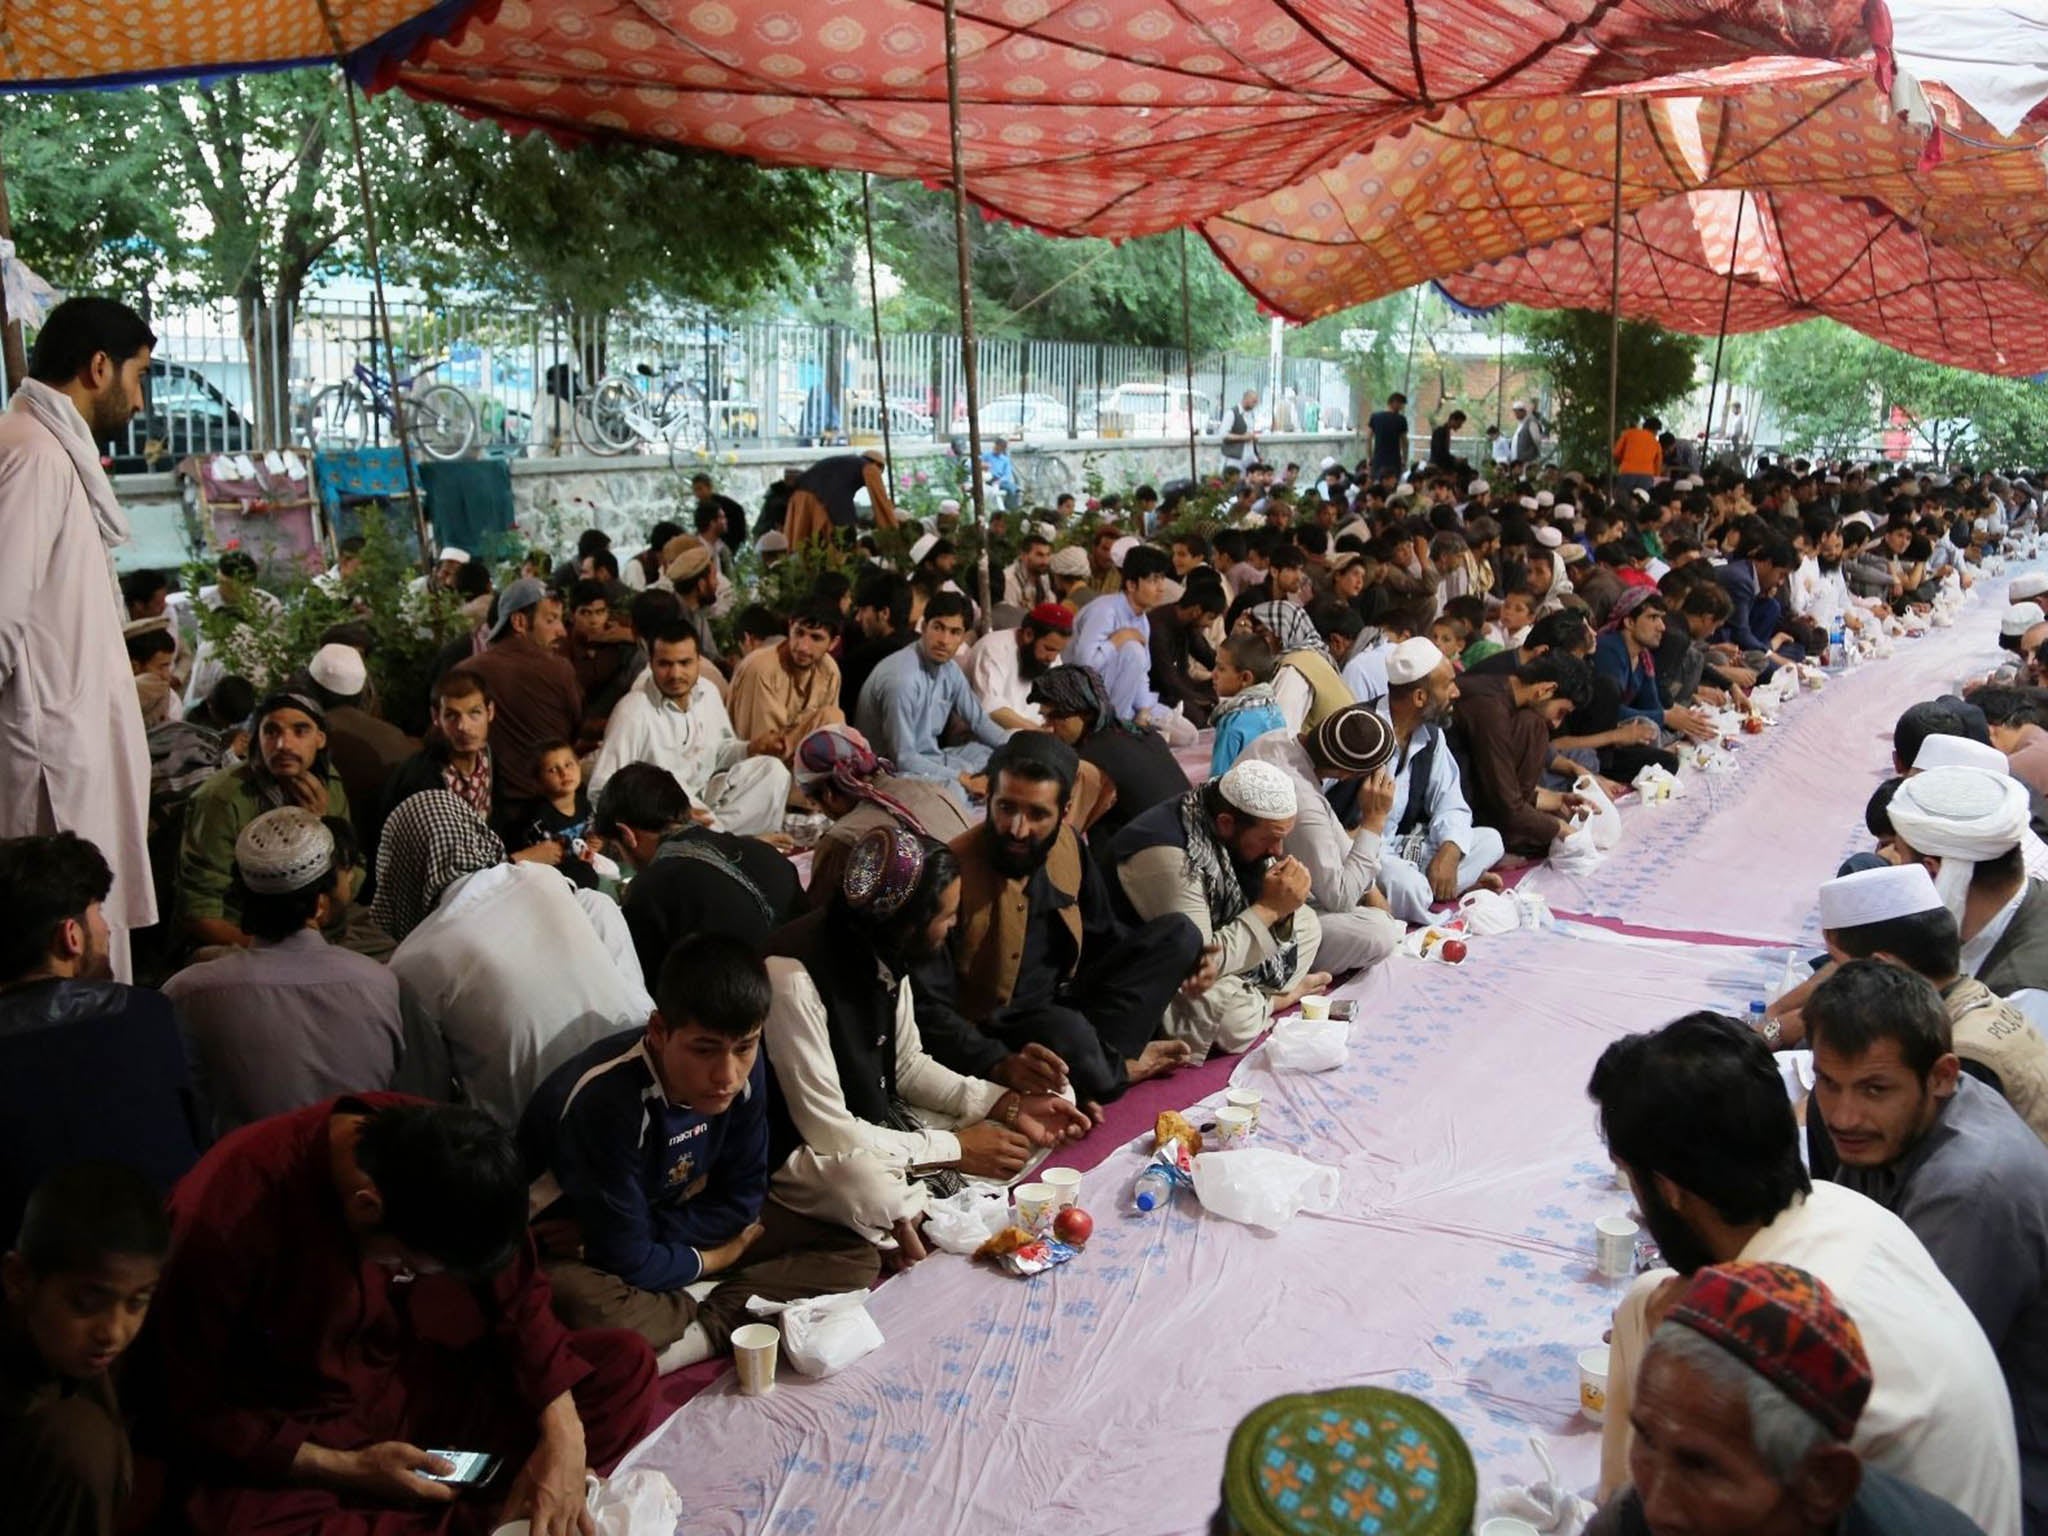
(518, 932), (878, 1370)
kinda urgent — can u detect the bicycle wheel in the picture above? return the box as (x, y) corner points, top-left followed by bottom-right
(403, 384), (479, 460)
(664, 401), (710, 469)
(574, 377), (640, 455)
(307, 384), (366, 451)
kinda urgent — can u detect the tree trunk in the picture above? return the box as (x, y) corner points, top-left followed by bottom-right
(236, 287), (292, 452)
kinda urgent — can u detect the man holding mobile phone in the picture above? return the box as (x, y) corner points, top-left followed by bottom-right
(140, 1097), (656, 1535)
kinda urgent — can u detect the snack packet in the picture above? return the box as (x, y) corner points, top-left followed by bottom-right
(973, 1225), (1080, 1277)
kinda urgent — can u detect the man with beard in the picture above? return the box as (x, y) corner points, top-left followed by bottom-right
(0, 301), (162, 982)
(178, 691), (355, 951)
(1586, 1011), (2021, 1535)
(1369, 638), (1506, 922)
(962, 603), (1071, 730)
(591, 620), (791, 836)
(1030, 665), (1192, 846)
(1790, 515), (1868, 642)
(727, 597), (845, 765)
(912, 734), (1202, 1114)
(855, 594), (1012, 802)
(1804, 960), (2048, 1529)
(1001, 530), (1056, 611)
(0, 833), (202, 1246)
(460, 578), (584, 806)
(1111, 759), (1328, 1056)
(763, 828), (1089, 1266)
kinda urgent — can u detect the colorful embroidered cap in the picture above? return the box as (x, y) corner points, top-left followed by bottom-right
(1662, 1261), (1872, 1441)
(1220, 1387), (1475, 1536)
(842, 826), (929, 919)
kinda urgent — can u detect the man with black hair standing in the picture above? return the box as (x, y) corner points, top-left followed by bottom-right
(520, 933), (879, 1375)
(144, 1095), (656, 1536)
(1585, 1011), (2020, 1533)
(0, 297), (158, 980)
(1805, 958), (2048, 1529)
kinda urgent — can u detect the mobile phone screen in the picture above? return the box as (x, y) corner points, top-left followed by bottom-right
(424, 1450), (499, 1486)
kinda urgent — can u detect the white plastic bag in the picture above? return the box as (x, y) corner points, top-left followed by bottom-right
(590, 1470), (685, 1536)
(1548, 817), (1605, 874)
(1458, 887), (1552, 935)
(1572, 774), (1622, 851)
(1190, 1147), (1341, 1230)
(744, 1290), (883, 1378)
(1633, 763), (1684, 803)
(922, 1185), (1012, 1255)
(1264, 1015), (1350, 1072)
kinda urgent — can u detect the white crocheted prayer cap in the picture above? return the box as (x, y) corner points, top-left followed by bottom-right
(2006, 603), (2044, 637)
(1886, 765), (2030, 924)
(1912, 734), (2010, 775)
(1386, 637), (1446, 687)
(235, 807), (336, 895)
(1218, 759), (1297, 821)
(1818, 863), (1942, 932)
(1534, 526), (1563, 549)
(2009, 572), (2048, 600)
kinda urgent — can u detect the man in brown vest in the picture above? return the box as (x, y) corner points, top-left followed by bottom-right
(910, 734), (1205, 1114)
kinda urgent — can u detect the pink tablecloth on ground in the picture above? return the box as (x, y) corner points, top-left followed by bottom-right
(1517, 596), (2006, 945)
(621, 927), (1786, 1535)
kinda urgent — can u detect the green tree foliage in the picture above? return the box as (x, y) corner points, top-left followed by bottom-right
(1510, 308), (1702, 471)
(1735, 320), (2048, 467)
(867, 182), (1260, 350)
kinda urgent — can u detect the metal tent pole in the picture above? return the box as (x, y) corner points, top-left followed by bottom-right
(1605, 99), (1625, 503)
(1179, 228), (1199, 483)
(1699, 191), (1748, 473)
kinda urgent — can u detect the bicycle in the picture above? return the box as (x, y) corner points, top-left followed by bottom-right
(573, 362), (707, 459)
(307, 343), (479, 460)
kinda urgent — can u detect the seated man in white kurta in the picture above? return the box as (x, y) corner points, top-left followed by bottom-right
(589, 617), (789, 837)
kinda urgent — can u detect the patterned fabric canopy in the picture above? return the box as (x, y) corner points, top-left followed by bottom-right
(0, 0), (482, 90)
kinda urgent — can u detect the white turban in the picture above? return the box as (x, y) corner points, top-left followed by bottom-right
(1885, 765), (2030, 924)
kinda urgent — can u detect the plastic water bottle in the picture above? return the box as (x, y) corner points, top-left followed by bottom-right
(1828, 619), (1846, 669)
(1749, 999), (1769, 1036)
(1132, 1165), (1175, 1213)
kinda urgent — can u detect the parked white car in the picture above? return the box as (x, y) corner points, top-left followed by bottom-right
(1100, 382), (1214, 438)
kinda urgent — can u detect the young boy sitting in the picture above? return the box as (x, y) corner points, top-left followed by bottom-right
(2, 1162), (171, 1536)
(517, 932), (878, 1374)
(509, 741), (605, 891)
(1208, 633), (1287, 778)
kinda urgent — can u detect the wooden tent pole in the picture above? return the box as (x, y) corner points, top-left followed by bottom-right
(861, 173), (896, 498)
(942, 0), (993, 626)
(1179, 228), (1199, 483)
(0, 142), (28, 392)
(1605, 98), (1625, 503)
(1699, 190), (1748, 472)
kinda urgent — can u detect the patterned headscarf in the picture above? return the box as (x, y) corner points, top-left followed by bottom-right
(1660, 1262), (1872, 1441)
(1605, 585), (1658, 631)
(371, 789), (506, 943)
(841, 826), (928, 919)
(1028, 663), (1137, 736)
(793, 724), (930, 837)
(1247, 600), (1331, 661)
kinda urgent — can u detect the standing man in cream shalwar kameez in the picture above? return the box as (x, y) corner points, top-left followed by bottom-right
(0, 298), (157, 980)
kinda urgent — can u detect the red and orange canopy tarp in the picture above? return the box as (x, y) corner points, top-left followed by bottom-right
(0, 0), (487, 91)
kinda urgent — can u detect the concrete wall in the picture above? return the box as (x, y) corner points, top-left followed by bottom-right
(111, 431), (1368, 573)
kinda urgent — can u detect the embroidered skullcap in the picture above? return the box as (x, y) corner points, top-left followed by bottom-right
(1025, 602), (1074, 635)
(1469, 478), (1490, 494)
(909, 532), (940, 566)
(1217, 759), (1296, 821)
(842, 826), (929, 919)
(2009, 573), (2048, 600)
(1384, 637), (1445, 688)
(1818, 863), (1942, 932)
(1886, 765), (2030, 924)
(308, 642), (366, 698)
(235, 808), (336, 895)
(1660, 1262), (1872, 1442)
(1109, 535), (1141, 569)
(1308, 705), (1395, 778)
(1049, 546), (1091, 578)
(1534, 526), (1563, 549)
(2004, 603), (2042, 637)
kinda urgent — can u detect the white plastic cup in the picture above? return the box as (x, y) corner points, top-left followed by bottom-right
(732, 1322), (780, 1397)
(1040, 1166), (1084, 1209)
(1214, 1105), (1255, 1147)
(1596, 1214), (1640, 1280)
(1014, 1181), (1059, 1233)
(1299, 994), (1331, 1022)
(1225, 1087), (1263, 1130)
(1579, 1345), (1612, 1423)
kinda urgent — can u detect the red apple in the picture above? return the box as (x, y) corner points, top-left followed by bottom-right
(1440, 938), (1469, 964)
(1053, 1206), (1094, 1246)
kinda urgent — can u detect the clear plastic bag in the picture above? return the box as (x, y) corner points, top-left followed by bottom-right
(1190, 1147), (1341, 1230)
(744, 1290), (883, 1378)
(1264, 1016), (1350, 1072)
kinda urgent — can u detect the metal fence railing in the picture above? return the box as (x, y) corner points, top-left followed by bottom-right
(102, 296), (1361, 474)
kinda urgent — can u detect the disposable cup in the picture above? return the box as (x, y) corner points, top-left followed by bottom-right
(732, 1322), (779, 1397)
(1299, 995), (1331, 1022)
(1579, 1345), (1611, 1423)
(1225, 1087), (1263, 1130)
(1041, 1166), (1084, 1209)
(1214, 1106), (1255, 1147)
(1013, 1181), (1059, 1233)
(1596, 1214), (1639, 1279)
